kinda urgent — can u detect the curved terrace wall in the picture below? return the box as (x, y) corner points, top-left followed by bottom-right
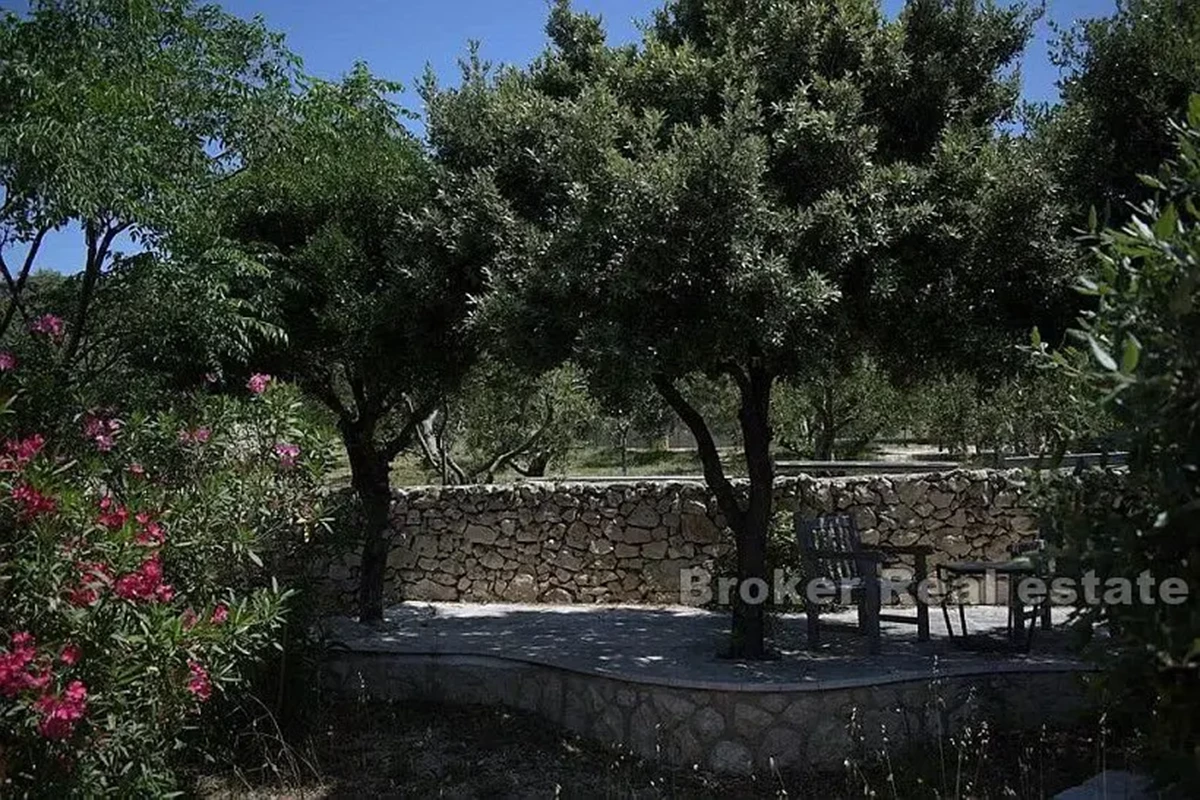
(322, 649), (1088, 775)
(315, 470), (1042, 609)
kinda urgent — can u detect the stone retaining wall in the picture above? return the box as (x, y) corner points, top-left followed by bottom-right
(315, 470), (1043, 609)
(323, 651), (1087, 774)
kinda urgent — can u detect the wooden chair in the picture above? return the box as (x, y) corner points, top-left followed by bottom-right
(937, 536), (1054, 652)
(795, 513), (931, 654)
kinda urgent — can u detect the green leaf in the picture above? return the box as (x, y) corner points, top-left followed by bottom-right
(1154, 203), (1178, 240)
(1137, 173), (1166, 190)
(1120, 334), (1141, 374)
(1088, 335), (1118, 371)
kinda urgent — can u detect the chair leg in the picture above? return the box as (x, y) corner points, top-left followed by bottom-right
(864, 576), (882, 655)
(806, 604), (820, 649)
(915, 554), (930, 642)
(1010, 579), (1025, 644)
(1041, 598), (1052, 630)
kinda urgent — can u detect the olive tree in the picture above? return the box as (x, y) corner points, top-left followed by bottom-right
(1035, 0), (1200, 227)
(427, 0), (1072, 656)
(223, 66), (514, 621)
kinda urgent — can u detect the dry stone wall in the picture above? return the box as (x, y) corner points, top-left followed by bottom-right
(316, 470), (1043, 609)
(324, 651), (1087, 774)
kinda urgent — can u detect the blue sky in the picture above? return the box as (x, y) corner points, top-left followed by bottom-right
(11, 0), (1116, 274)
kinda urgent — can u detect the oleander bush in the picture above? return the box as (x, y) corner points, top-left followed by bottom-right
(0, 318), (335, 796)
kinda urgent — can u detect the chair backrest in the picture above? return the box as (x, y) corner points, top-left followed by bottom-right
(796, 513), (863, 581)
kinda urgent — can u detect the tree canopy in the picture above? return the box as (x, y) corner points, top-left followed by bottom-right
(1037, 0), (1200, 226)
(424, 0), (1072, 655)
(0, 0), (296, 356)
(222, 65), (517, 619)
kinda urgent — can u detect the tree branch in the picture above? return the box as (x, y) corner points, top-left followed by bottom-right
(720, 360), (751, 397)
(0, 225), (49, 336)
(62, 220), (129, 364)
(474, 394), (555, 483)
(653, 372), (744, 530)
(381, 393), (439, 462)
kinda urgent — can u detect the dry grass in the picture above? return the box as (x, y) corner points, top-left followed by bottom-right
(192, 698), (1125, 800)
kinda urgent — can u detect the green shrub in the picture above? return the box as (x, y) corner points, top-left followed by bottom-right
(0, 333), (335, 795)
(1035, 96), (1200, 789)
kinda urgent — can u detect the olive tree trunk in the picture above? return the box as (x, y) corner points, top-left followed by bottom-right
(343, 420), (393, 624)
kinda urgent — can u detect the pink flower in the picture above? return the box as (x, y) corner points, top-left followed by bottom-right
(127, 462), (146, 478)
(181, 609), (198, 630)
(134, 511), (165, 545)
(0, 350), (16, 371)
(59, 644), (81, 666)
(112, 556), (162, 599)
(210, 604), (229, 625)
(273, 442), (300, 469)
(0, 434), (46, 471)
(67, 561), (111, 607)
(0, 632), (43, 697)
(97, 496), (129, 530)
(82, 411), (121, 451)
(114, 555), (170, 603)
(246, 373), (271, 394)
(186, 660), (211, 701)
(178, 426), (211, 445)
(11, 482), (56, 518)
(33, 681), (87, 739)
(67, 586), (97, 607)
(204, 372), (219, 384)
(29, 314), (65, 341)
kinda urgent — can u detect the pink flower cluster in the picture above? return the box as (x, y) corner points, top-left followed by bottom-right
(134, 511), (165, 546)
(2, 633), (89, 739)
(33, 681), (87, 740)
(246, 373), (271, 394)
(82, 411), (121, 452)
(0, 434), (46, 472)
(0, 350), (17, 371)
(180, 603), (228, 631)
(12, 481), (56, 518)
(186, 660), (211, 701)
(67, 562), (112, 607)
(178, 426), (211, 445)
(273, 442), (300, 469)
(29, 314), (65, 341)
(113, 554), (174, 603)
(0, 632), (49, 698)
(96, 496), (129, 530)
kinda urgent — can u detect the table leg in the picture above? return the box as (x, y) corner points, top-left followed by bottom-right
(1009, 576), (1026, 644)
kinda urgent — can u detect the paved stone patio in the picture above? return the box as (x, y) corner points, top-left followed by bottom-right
(324, 601), (1084, 690)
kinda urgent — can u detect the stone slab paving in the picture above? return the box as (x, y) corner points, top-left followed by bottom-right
(323, 602), (1085, 690)
(322, 603), (1093, 774)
